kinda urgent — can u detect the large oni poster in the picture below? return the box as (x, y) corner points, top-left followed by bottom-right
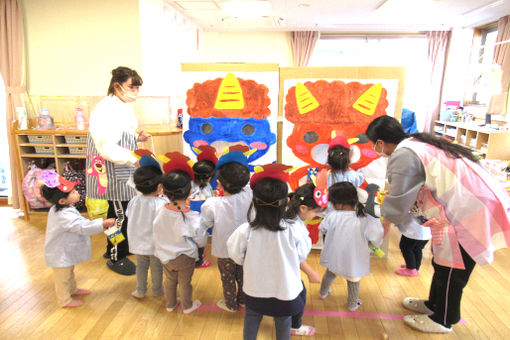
(281, 67), (406, 247)
(181, 64), (278, 167)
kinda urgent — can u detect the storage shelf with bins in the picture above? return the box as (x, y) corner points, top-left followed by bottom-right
(433, 121), (510, 160)
(13, 127), (88, 220)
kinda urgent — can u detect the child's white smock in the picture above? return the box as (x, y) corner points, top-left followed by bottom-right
(153, 205), (208, 264)
(320, 210), (383, 279)
(327, 169), (364, 187)
(126, 195), (168, 255)
(201, 185), (252, 258)
(227, 218), (311, 301)
(45, 206), (104, 267)
(190, 182), (214, 200)
(398, 215), (432, 241)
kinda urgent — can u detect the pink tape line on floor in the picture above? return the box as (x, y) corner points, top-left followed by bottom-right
(195, 305), (466, 324)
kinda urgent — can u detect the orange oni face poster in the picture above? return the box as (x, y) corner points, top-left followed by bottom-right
(281, 72), (404, 248)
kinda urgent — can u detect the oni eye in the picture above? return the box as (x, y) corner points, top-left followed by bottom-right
(303, 131), (318, 144)
(201, 123), (213, 135)
(242, 124), (255, 135)
(314, 190), (322, 198)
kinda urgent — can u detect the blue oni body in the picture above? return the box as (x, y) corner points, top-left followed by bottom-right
(183, 117), (276, 165)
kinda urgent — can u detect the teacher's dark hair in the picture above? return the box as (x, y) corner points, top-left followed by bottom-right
(107, 66), (143, 96)
(365, 116), (478, 163)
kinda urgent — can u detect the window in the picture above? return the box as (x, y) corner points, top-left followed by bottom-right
(466, 25), (498, 105)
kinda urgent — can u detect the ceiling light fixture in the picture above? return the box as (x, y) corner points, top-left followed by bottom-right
(463, 0), (505, 17)
(222, 0), (272, 19)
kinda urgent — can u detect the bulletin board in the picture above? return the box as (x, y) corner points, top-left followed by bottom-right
(181, 63), (279, 167)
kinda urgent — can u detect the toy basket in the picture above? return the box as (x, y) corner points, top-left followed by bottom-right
(68, 146), (87, 155)
(28, 135), (52, 144)
(34, 146), (54, 155)
(64, 135), (87, 144)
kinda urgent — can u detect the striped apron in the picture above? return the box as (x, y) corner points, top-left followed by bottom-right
(85, 131), (137, 201)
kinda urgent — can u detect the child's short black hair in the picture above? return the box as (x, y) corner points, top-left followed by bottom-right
(41, 185), (71, 211)
(249, 177), (288, 231)
(133, 166), (162, 194)
(284, 183), (320, 220)
(193, 160), (215, 189)
(217, 162), (250, 194)
(327, 145), (350, 172)
(161, 170), (191, 201)
(329, 181), (366, 217)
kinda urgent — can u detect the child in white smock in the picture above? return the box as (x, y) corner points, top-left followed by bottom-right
(228, 163), (312, 340)
(326, 134), (364, 188)
(41, 170), (115, 308)
(201, 147), (252, 312)
(319, 181), (383, 311)
(190, 145), (218, 268)
(127, 155), (167, 298)
(153, 153), (209, 314)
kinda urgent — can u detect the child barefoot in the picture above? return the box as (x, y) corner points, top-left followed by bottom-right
(154, 153), (208, 314)
(319, 181), (383, 311)
(41, 170), (115, 308)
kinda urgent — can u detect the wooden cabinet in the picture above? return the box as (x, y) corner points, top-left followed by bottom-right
(13, 128), (88, 220)
(433, 121), (510, 160)
(12, 125), (183, 221)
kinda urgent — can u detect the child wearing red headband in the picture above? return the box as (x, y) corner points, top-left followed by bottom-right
(153, 152), (208, 314)
(227, 163), (312, 340)
(326, 134), (364, 188)
(41, 170), (115, 308)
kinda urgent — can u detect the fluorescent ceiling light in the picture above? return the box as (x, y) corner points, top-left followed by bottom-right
(463, 0), (505, 17)
(222, 1), (271, 19)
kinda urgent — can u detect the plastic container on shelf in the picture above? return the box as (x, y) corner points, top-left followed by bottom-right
(16, 107), (28, 130)
(74, 108), (88, 130)
(37, 108), (55, 130)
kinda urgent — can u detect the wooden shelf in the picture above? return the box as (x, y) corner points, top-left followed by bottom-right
(433, 121), (510, 160)
(12, 123), (183, 221)
(13, 127), (88, 221)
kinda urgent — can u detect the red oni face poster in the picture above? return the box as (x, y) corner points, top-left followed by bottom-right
(283, 79), (391, 246)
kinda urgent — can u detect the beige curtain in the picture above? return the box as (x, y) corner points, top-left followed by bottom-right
(290, 31), (320, 67)
(423, 31), (451, 133)
(487, 15), (510, 115)
(0, 0), (24, 210)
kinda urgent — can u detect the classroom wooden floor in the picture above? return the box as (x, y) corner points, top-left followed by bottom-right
(1, 206), (510, 340)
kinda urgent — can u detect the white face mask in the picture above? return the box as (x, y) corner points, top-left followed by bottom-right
(373, 141), (390, 158)
(119, 85), (138, 102)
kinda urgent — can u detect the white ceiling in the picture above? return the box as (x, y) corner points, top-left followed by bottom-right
(168, 0), (510, 32)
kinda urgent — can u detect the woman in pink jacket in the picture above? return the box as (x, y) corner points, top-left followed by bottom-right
(366, 115), (510, 334)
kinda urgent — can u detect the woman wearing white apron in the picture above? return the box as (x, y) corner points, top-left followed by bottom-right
(86, 66), (150, 275)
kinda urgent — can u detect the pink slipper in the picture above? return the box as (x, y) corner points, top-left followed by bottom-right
(400, 264), (407, 268)
(395, 268), (419, 276)
(196, 260), (211, 268)
(72, 288), (91, 296)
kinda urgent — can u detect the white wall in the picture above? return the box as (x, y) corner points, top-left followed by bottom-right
(22, 0), (143, 95)
(199, 31), (293, 66)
